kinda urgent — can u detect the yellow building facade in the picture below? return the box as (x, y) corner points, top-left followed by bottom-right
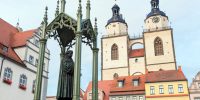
(145, 68), (190, 100)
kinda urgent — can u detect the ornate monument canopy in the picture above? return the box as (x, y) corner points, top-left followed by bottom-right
(46, 0), (96, 49)
(34, 0), (99, 100)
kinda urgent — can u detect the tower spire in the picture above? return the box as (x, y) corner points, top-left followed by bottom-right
(86, 0), (91, 19)
(61, 0), (66, 13)
(151, 0), (159, 9)
(55, 0), (60, 16)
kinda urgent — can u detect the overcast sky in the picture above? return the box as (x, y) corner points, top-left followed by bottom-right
(1, 0), (200, 96)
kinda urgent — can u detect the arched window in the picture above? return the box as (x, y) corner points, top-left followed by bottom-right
(111, 44), (119, 60)
(154, 37), (164, 56)
(19, 74), (27, 90)
(3, 68), (12, 82)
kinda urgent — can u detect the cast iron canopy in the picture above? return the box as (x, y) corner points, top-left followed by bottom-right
(46, 13), (95, 48)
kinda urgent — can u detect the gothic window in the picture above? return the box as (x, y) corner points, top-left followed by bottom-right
(154, 37), (164, 56)
(111, 44), (118, 60)
(19, 74), (27, 90)
(3, 68), (13, 84)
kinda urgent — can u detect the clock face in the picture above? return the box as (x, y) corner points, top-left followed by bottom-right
(152, 17), (160, 23)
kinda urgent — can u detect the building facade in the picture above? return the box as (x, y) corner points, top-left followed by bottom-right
(85, 0), (190, 100)
(189, 72), (200, 100)
(101, 0), (176, 81)
(0, 18), (50, 100)
(145, 68), (190, 100)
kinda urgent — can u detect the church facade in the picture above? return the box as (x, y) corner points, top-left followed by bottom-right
(84, 0), (190, 100)
(101, 0), (176, 80)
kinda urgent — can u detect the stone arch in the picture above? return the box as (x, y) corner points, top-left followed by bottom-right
(132, 72), (143, 76)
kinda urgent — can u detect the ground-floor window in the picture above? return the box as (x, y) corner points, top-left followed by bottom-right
(194, 97), (200, 100)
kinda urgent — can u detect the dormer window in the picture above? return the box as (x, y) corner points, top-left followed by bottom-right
(133, 79), (139, 86)
(118, 80), (124, 88)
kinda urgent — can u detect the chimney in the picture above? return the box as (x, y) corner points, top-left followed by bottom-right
(178, 66), (182, 72)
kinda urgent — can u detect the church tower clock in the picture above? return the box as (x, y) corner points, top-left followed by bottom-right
(101, 4), (129, 80)
(144, 0), (177, 71)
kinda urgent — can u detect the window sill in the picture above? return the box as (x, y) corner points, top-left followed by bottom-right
(3, 79), (12, 85)
(19, 85), (27, 90)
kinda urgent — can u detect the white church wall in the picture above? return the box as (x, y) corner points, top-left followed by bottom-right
(102, 35), (128, 69)
(129, 57), (145, 75)
(144, 29), (176, 71)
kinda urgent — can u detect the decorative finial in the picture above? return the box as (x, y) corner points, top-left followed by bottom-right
(16, 18), (20, 27)
(44, 6), (48, 24)
(61, 0), (66, 13)
(151, 0), (159, 9)
(77, 0), (82, 16)
(55, 0), (60, 16)
(94, 18), (98, 35)
(86, 0), (91, 19)
(94, 18), (97, 28)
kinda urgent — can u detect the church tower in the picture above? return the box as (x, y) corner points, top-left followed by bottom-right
(101, 4), (129, 80)
(144, 0), (177, 71)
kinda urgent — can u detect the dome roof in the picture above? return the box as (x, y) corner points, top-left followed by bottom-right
(146, 8), (167, 19)
(106, 4), (127, 26)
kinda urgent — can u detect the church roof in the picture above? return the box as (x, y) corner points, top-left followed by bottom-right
(146, 8), (167, 19)
(146, 0), (167, 19)
(106, 4), (127, 26)
(0, 18), (36, 65)
(129, 49), (144, 58)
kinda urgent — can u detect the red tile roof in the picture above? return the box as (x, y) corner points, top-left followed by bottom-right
(12, 29), (36, 48)
(110, 75), (145, 95)
(129, 49), (144, 58)
(146, 68), (187, 83)
(84, 80), (114, 100)
(0, 18), (36, 65)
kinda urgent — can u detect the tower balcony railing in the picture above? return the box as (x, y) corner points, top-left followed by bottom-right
(143, 26), (171, 33)
(102, 32), (128, 38)
(129, 34), (143, 40)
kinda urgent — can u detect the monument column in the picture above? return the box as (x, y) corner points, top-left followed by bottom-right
(73, 0), (82, 99)
(92, 18), (99, 100)
(34, 7), (48, 100)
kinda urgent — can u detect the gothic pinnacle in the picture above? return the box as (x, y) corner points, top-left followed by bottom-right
(44, 6), (48, 24)
(61, 0), (66, 13)
(55, 0), (60, 16)
(86, 0), (91, 19)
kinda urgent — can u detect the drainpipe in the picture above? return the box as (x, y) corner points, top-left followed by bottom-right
(0, 56), (5, 78)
